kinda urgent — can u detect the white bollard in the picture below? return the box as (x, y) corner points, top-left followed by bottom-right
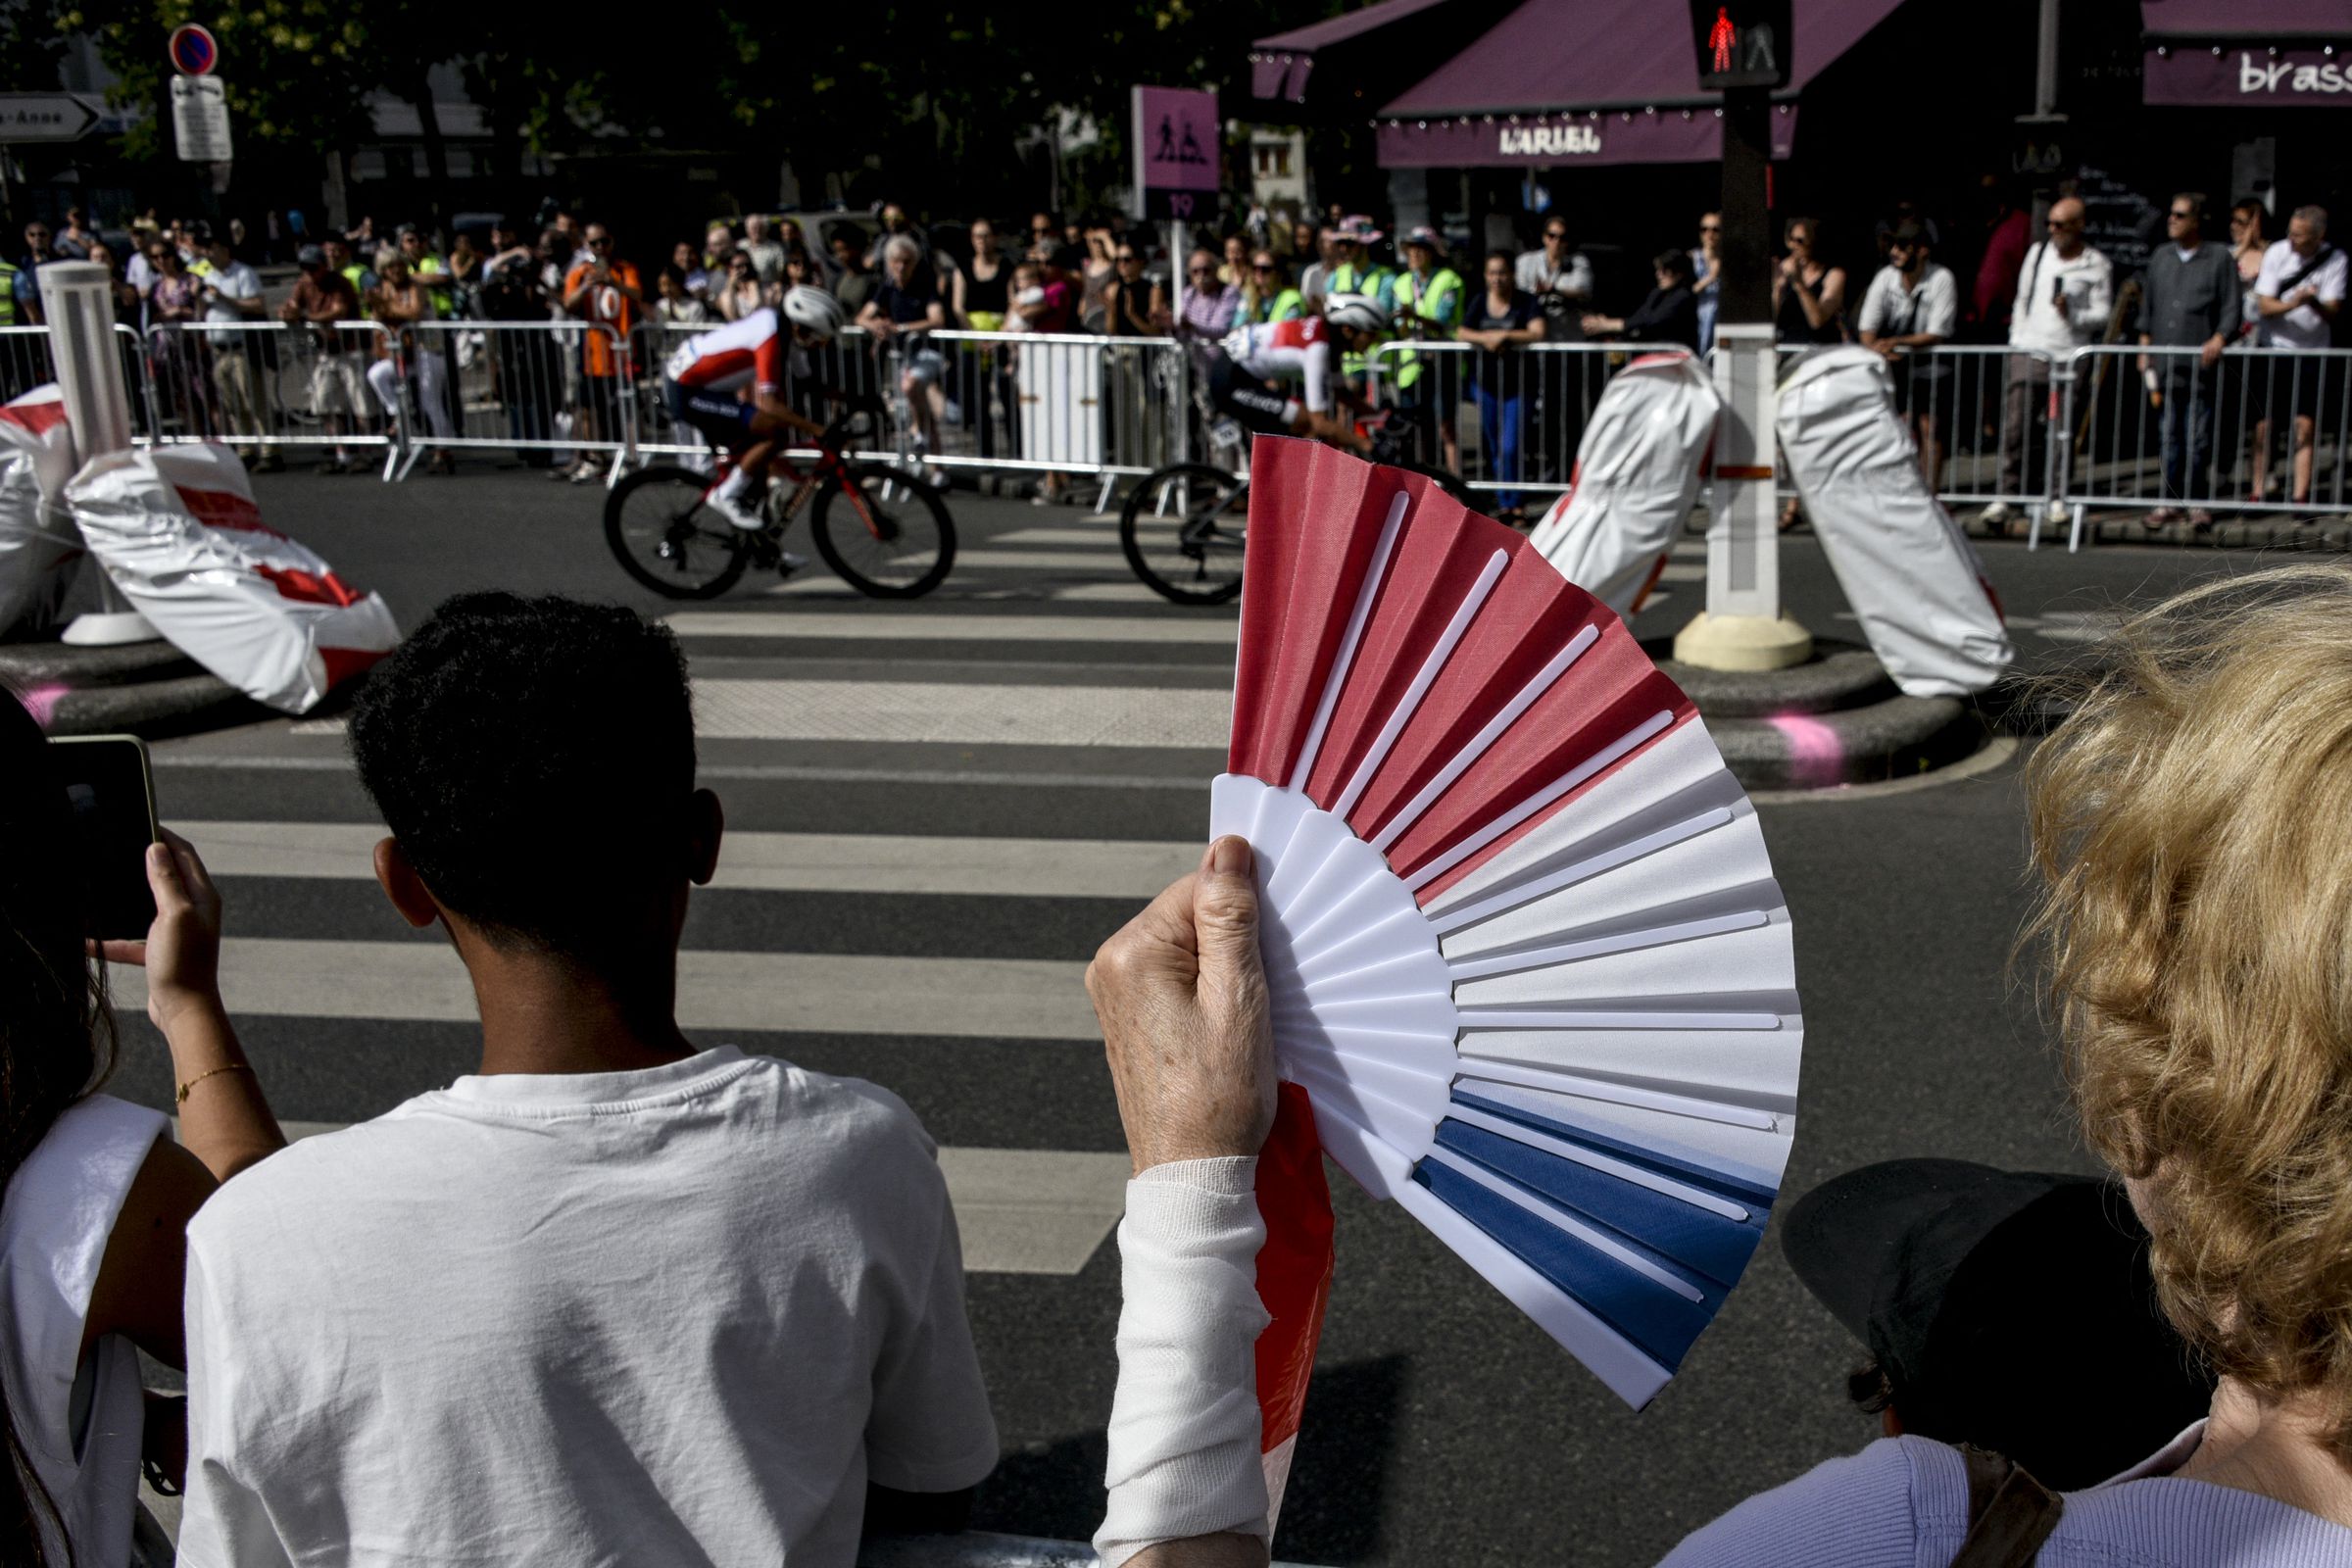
(42, 260), (159, 646)
(1673, 321), (1810, 670)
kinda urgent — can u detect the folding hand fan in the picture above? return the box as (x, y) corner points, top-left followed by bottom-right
(1212, 438), (1801, 1409)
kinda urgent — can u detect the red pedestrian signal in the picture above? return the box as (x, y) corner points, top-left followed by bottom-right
(1689, 0), (1791, 90)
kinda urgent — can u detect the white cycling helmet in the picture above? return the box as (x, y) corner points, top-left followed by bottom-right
(782, 284), (849, 341)
(1323, 292), (1389, 334)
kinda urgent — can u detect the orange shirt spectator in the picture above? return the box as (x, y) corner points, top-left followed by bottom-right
(562, 224), (643, 378)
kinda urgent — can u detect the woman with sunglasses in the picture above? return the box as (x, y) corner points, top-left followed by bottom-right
(1239, 253), (1301, 326)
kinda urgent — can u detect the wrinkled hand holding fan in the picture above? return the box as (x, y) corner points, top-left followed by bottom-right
(1212, 439), (1801, 1408)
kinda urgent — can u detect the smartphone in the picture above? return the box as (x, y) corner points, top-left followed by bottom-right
(50, 734), (159, 941)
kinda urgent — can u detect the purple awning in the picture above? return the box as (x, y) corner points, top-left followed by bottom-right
(1375, 0), (1903, 166)
(1250, 0), (1457, 103)
(2139, 0), (2352, 106)
(2140, 0), (2352, 38)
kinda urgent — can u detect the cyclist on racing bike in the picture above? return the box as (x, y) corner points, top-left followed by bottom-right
(1208, 292), (1388, 452)
(662, 284), (849, 531)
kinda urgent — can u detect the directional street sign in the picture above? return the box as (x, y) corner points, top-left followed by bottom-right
(0, 94), (103, 144)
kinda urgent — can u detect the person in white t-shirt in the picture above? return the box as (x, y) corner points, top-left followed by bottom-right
(174, 593), (999, 1568)
(2251, 206), (2348, 509)
(197, 231), (274, 469)
(0, 692), (287, 1568)
(1858, 220), (1961, 491)
(1983, 198), (2113, 534)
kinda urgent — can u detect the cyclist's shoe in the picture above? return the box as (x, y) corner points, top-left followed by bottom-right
(779, 549), (811, 575)
(705, 485), (766, 532)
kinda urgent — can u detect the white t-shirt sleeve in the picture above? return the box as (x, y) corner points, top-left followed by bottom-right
(2320, 247), (2350, 305)
(1856, 270), (1894, 336)
(861, 1152), (999, 1494)
(1922, 269), (1958, 339)
(1564, 254), (1594, 299)
(0, 1094), (166, 1466)
(176, 1243), (296, 1568)
(2254, 240), (2290, 300)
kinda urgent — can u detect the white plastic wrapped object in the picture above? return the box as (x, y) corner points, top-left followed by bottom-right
(0, 385), (84, 638)
(1527, 352), (1718, 618)
(1775, 346), (2012, 698)
(65, 444), (399, 712)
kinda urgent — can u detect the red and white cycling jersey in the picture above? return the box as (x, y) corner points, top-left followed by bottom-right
(1220, 316), (1336, 414)
(663, 307), (798, 399)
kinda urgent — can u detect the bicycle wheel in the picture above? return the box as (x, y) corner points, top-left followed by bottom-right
(810, 466), (956, 598)
(1121, 464), (1249, 606)
(604, 465), (750, 599)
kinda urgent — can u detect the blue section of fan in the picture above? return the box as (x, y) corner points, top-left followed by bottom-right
(1413, 1094), (1780, 1373)
(1452, 1088), (1782, 1211)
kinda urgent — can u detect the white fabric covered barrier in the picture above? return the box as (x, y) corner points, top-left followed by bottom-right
(0, 386), (84, 639)
(1527, 351), (1719, 617)
(65, 444), (399, 713)
(1775, 346), (2013, 698)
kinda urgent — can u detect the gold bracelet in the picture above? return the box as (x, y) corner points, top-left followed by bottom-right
(175, 1062), (254, 1106)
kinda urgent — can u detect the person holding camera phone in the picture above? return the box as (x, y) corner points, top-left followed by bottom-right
(1982, 197), (2111, 536)
(0, 694), (286, 1567)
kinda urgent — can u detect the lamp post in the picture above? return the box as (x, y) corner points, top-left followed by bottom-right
(1673, 2), (1810, 672)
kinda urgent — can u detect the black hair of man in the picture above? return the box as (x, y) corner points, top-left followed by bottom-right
(1653, 248), (1695, 284)
(346, 592), (697, 965)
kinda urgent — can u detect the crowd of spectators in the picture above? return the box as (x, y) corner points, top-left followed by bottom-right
(1, 181), (2341, 514)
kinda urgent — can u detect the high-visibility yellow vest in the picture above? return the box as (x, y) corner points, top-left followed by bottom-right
(1244, 286), (1302, 325)
(415, 254), (456, 318)
(340, 264), (375, 318)
(1392, 267), (1463, 390)
(0, 261), (21, 327)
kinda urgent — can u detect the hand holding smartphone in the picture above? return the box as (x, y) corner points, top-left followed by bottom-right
(51, 734), (159, 942)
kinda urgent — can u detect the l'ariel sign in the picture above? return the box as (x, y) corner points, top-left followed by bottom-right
(1131, 85), (1220, 221)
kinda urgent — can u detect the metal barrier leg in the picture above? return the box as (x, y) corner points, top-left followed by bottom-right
(1092, 474), (1115, 516)
(2068, 500), (2086, 554)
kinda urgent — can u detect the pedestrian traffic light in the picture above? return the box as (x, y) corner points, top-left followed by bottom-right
(1689, 0), (1792, 90)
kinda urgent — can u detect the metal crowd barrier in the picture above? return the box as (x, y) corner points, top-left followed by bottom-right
(2051, 342), (2352, 547)
(1363, 339), (1627, 504)
(630, 321), (1188, 509)
(144, 320), (401, 476)
(0, 321), (157, 442)
(394, 318), (623, 478)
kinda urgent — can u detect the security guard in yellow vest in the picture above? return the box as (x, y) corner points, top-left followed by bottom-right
(1327, 218), (1395, 381)
(1392, 226), (1465, 472)
(0, 259), (21, 327)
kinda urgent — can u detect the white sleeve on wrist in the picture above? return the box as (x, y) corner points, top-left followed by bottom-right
(1094, 1156), (1271, 1568)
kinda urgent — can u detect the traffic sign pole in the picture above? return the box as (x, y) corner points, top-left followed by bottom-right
(1677, 3), (1809, 672)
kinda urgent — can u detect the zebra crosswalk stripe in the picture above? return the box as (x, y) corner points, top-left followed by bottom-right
(113, 939), (1099, 1040)
(184, 822), (1205, 898)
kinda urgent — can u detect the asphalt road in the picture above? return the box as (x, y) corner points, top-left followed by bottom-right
(106, 459), (2269, 1565)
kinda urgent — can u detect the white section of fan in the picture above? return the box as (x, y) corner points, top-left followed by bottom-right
(1205, 486), (1801, 1406)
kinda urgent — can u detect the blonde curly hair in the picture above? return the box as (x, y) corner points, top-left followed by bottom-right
(2026, 562), (2352, 1454)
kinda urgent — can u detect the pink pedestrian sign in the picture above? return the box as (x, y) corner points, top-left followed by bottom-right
(1131, 85), (1219, 220)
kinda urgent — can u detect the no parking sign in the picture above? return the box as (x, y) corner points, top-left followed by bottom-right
(168, 24), (218, 75)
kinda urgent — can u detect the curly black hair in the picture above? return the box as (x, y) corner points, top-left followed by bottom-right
(347, 593), (697, 964)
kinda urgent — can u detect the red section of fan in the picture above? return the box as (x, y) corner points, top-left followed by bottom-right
(1228, 439), (1696, 905)
(1251, 1083), (1332, 1468)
